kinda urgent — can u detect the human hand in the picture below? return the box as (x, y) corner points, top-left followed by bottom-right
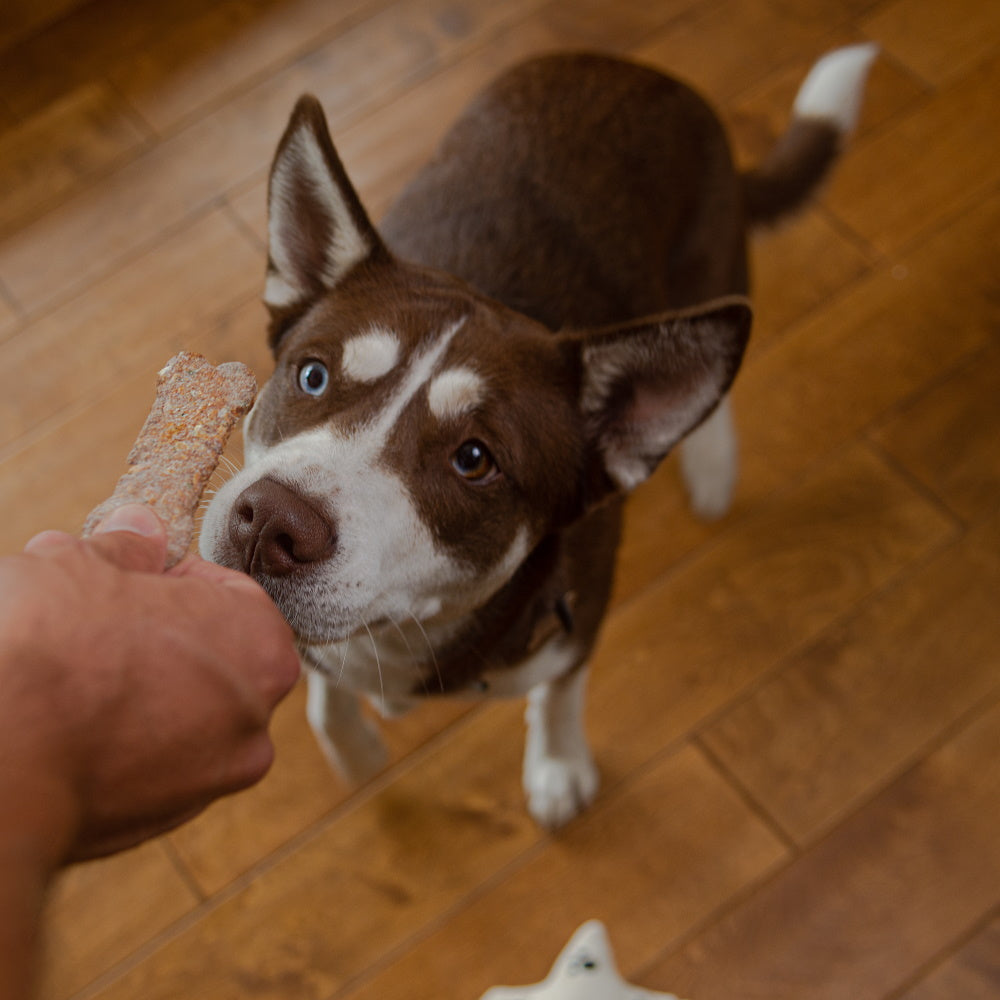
(0, 505), (301, 866)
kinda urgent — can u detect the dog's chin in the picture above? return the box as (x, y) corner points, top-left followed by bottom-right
(252, 575), (426, 646)
(255, 581), (356, 644)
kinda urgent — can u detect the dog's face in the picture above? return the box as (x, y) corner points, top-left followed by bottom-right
(202, 262), (590, 641)
(199, 96), (750, 643)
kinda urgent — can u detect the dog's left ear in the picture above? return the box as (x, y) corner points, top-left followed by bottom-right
(574, 297), (751, 492)
(264, 94), (384, 344)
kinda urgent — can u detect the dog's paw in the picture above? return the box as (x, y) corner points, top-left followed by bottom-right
(523, 753), (599, 829)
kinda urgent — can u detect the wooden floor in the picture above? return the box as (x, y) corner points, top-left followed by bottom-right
(1, 0), (997, 997)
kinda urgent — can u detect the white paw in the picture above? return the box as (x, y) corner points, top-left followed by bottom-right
(524, 753), (599, 829)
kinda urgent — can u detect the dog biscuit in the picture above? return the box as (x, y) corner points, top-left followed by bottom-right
(83, 352), (257, 566)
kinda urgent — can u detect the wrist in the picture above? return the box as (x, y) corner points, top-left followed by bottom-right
(0, 642), (81, 871)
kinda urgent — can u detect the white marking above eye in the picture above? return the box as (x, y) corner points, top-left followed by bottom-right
(341, 327), (401, 382)
(427, 367), (485, 421)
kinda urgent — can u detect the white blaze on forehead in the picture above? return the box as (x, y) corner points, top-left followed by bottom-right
(427, 366), (485, 422)
(342, 327), (401, 382)
(364, 318), (466, 446)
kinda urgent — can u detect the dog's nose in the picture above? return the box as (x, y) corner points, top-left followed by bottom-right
(229, 478), (336, 577)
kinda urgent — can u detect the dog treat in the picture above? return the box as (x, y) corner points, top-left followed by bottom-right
(83, 352), (257, 567)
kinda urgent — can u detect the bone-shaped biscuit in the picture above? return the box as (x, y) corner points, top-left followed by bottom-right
(83, 352), (257, 567)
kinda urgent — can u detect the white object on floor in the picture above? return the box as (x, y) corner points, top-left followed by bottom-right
(480, 920), (685, 999)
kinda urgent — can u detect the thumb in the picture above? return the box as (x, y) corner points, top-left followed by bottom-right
(87, 504), (169, 573)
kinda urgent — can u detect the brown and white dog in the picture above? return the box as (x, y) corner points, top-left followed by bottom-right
(200, 45), (876, 827)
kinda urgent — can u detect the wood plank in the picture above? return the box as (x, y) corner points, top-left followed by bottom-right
(539, 0), (704, 52)
(612, 454), (726, 608)
(897, 918), (1000, 1000)
(633, 0), (838, 107)
(37, 841), (198, 1000)
(590, 446), (955, 781)
(862, 0), (1000, 87)
(167, 682), (472, 896)
(331, 14), (566, 219)
(824, 52), (1000, 256)
(107, 0), (390, 133)
(747, 209), (875, 354)
(226, 3), (563, 229)
(0, 82), (147, 239)
(732, 187), (997, 500)
(85, 703), (541, 1000)
(0, 210), (262, 457)
(341, 745), (787, 1000)
(645, 699), (1000, 1000)
(870, 342), (1000, 526)
(224, 183), (268, 246)
(702, 506), (1000, 844)
(0, 0), (242, 119)
(0, 293), (18, 342)
(0, 0), (87, 50)
(0, 0), (548, 314)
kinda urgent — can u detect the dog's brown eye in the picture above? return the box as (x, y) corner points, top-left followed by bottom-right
(452, 439), (497, 482)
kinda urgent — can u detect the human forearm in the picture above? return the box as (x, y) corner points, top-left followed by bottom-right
(0, 747), (78, 1000)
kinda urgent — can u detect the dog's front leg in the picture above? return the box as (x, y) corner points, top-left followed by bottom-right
(522, 665), (598, 828)
(306, 671), (388, 784)
(679, 394), (738, 521)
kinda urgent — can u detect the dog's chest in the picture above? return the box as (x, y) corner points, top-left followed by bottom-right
(303, 584), (581, 709)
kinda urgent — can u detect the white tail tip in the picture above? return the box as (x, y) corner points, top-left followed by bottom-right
(793, 42), (879, 135)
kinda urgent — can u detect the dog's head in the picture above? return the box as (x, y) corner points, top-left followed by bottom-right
(199, 96), (750, 642)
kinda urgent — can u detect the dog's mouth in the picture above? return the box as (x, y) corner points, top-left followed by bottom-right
(247, 566), (396, 646)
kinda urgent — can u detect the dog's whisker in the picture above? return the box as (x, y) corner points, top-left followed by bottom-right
(408, 613), (444, 695)
(386, 613), (431, 697)
(218, 454), (243, 478)
(361, 620), (384, 708)
(335, 632), (352, 689)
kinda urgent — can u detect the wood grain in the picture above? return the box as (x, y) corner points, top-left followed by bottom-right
(897, 918), (1000, 1000)
(862, 0), (1000, 86)
(733, 186), (998, 499)
(870, 341), (1000, 525)
(702, 506), (1000, 843)
(590, 445), (955, 780)
(646, 699), (1000, 1000)
(824, 51), (1000, 255)
(0, 83), (147, 237)
(0, 210), (261, 455)
(342, 745), (787, 1000)
(37, 842), (197, 1000)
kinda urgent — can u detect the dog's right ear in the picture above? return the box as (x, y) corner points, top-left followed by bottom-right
(264, 95), (384, 347)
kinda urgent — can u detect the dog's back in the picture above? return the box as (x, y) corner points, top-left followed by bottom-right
(381, 48), (874, 329)
(382, 52), (746, 328)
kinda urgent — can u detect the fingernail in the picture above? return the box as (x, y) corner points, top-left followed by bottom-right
(95, 504), (164, 538)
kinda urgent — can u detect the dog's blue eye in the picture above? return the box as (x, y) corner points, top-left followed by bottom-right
(452, 439), (497, 482)
(298, 361), (329, 397)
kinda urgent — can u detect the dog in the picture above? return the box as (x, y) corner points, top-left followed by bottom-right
(200, 44), (877, 827)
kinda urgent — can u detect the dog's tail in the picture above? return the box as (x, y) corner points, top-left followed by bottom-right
(742, 43), (878, 226)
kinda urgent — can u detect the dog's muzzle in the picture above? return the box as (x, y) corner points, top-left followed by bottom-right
(228, 477), (336, 578)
